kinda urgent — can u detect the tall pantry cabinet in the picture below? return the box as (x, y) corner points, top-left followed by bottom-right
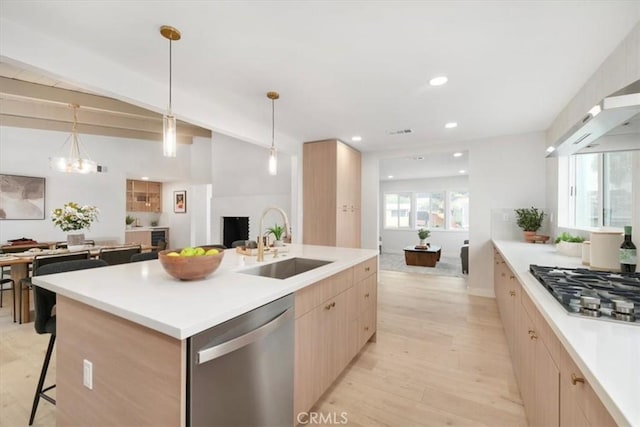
(303, 139), (361, 248)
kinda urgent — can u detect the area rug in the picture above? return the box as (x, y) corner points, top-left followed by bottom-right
(379, 252), (466, 278)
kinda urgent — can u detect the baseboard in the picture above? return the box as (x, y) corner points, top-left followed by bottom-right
(467, 287), (495, 298)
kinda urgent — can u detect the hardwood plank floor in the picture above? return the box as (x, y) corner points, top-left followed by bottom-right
(0, 270), (526, 426)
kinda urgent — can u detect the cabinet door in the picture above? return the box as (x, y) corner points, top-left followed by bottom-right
(534, 336), (560, 427)
(516, 299), (535, 420)
(294, 305), (326, 416)
(560, 348), (616, 427)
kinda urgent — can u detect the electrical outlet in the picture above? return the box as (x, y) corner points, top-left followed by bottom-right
(83, 359), (93, 390)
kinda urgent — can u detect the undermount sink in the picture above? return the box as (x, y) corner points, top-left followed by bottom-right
(239, 257), (332, 280)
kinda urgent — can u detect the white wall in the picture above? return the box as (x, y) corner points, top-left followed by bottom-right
(360, 153), (379, 250)
(379, 175), (469, 257)
(211, 134), (292, 245)
(468, 132), (547, 297)
(0, 125), (209, 247)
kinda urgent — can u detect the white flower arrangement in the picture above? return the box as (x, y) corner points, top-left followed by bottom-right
(51, 202), (99, 232)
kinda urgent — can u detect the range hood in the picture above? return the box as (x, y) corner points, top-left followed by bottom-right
(547, 79), (640, 157)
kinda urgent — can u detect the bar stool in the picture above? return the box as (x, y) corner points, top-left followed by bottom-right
(28, 259), (108, 426)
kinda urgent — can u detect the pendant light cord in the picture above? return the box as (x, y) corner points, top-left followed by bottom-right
(168, 39), (172, 111)
(271, 98), (275, 148)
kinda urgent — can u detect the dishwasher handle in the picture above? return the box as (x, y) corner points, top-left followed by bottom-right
(197, 307), (293, 365)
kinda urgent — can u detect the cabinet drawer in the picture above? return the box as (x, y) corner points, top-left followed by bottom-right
(356, 274), (377, 315)
(560, 349), (616, 427)
(295, 269), (353, 318)
(358, 307), (376, 349)
(353, 257), (377, 283)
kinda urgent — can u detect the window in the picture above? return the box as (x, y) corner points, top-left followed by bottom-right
(383, 190), (468, 230)
(384, 193), (411, 228)
(449, 191), (469, 230)
(416, 192), (445, 228)
(565, 151), (633, 228)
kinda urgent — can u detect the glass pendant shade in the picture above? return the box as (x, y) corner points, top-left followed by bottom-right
(163, 114), (177, 157)
(268, 146), (277, 176)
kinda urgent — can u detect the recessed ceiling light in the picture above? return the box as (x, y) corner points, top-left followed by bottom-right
(351, 136), (362, 142)
(429, 76), (448, 86)
(459, 170), (466, 174)
(141, 176), (150, 181)
(453, 152), (463, 157)
(388, 175), (394, 179)
(445, 122), (458, 129)
(546, 146), (556, 153)
(413, 156), (425, 161)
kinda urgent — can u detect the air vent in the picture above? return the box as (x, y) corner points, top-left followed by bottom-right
(386, 129), (413, 135)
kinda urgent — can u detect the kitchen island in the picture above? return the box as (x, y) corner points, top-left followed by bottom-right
(33, 244), (378, 426)
(493, 240), (639, 426)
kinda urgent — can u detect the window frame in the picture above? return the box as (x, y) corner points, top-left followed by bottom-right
(382, 190), (469, 231)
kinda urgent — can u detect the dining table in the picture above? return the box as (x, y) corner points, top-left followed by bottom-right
(0, 244), (155, 323)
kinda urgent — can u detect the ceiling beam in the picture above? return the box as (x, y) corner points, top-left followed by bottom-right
(0, 76), (211, 138)
(0, 114), (194, 145)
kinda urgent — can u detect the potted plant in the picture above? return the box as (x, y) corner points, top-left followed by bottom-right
(417, 228), (430, 246)
(555, 232), (585, 257)
(514, 207), (545, 242)
(266, 224), (285, 247)
(126, 215), (136, 229)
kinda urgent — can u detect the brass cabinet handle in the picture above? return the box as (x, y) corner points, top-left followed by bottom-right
(495, 261), (499, 265)
(501, 273), (506, 277)
(509, 291), (516, 296)
(509, 275), (515, 280)
(325, 301), (336, 310)
(364, 293), (370, 298)
(530, 334), (538, 340)
(571, 373), (585, 385)
(364, 326), (369, 331)
(365, 267), (370, 272)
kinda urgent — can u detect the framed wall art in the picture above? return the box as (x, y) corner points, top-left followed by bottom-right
(174, 190), (187, 213)
(0, 174), (46, 220)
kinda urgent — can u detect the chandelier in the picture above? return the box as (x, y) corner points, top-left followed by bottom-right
(49, 104), (98, 174)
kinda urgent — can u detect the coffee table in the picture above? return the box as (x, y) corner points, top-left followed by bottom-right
(403, 245), (442, 267)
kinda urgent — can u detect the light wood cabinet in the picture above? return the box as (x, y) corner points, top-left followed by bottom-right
(126, 179), (162, 213)
(294, 256), (377, 419)
(560, 348), (617, 427)
(303, 139), (361, 248)
(493, 247), (615, 427)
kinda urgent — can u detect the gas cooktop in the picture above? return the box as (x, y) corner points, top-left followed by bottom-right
(529, 265), (640, 325)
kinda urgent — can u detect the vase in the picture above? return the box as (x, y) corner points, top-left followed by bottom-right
(273, 239), (284, 247)
(67, 233), (85, 251)
(419, 239), (427, 246)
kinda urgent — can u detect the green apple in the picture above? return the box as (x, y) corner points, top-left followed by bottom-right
(180, 247), (196, 257)
(194, 247), (206, 256)
(205, 249), (219, 256)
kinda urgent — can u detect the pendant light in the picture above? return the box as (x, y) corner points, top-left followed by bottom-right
(160, 25), (181, 157)
(267, 91), (280, 175)
(50, 104), (98, 174)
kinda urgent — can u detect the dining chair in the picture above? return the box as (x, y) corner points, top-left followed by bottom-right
(98, 245), (141, 265)
(29, 259), (108, 426)
(0, 254), (15, 318)
(18, 251), (91, 324)
(130, 251), (158, 262)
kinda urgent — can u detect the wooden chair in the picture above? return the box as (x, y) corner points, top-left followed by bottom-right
(98, 246), (141, 265)
(29, 259), (108, 425)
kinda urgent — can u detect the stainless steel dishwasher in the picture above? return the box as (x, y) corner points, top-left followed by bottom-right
(187, 293), (294, 427)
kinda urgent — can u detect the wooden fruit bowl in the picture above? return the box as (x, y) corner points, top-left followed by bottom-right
(158, 248), (224, 281)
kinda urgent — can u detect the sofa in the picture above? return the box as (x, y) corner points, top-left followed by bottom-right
(460, 240), (469, 274)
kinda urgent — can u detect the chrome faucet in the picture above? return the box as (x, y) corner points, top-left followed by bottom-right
(257, 206), (292, 262)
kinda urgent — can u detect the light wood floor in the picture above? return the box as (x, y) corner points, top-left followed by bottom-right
(0, 271), (526, 426)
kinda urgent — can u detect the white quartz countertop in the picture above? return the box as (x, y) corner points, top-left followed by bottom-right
(33, 244), (377, 340)
(493, 239), (639, 427)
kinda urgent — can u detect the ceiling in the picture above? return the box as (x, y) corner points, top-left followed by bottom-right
(0, 1), (638, 156)
(380, 151), (469, 181)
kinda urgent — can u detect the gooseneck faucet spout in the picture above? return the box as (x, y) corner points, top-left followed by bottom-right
(257, 206), (291, 262)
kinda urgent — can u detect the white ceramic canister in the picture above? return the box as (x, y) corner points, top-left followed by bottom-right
(581, 241), (591, 266)
(590, 231), (624, 271)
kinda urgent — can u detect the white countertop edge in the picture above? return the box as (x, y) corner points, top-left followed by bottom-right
(33, 246), (378, 340)
(492, 239), (637, 426)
